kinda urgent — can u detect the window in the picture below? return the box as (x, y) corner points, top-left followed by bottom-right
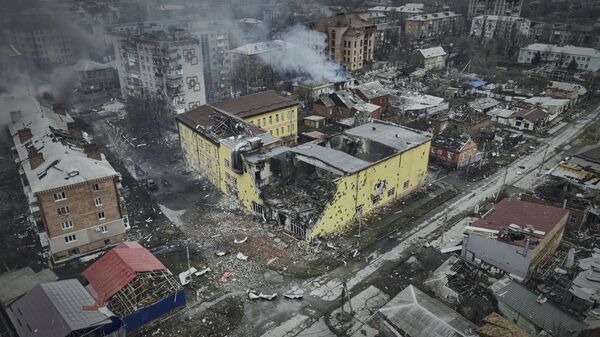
(388, 188), (395, 197)
(99, 225), (108, 233)
(53, 191), (66, 201)
(403, 180), (409, 189)
(57, 206), (70, 215)
(64, 234), (76, 243)
(98, 211), (105, 220)
(276, 114), (279, 122)
(224, 159), (230, 168)
(104, 239), (111, 245)
(256, 119), (260, 127)
(372, 195), (380, 204)
(262, 117), (266, 125)
(281, 127), (284, 134)
(92, 183), (99, 192)
(355, 205), (363, 216)
(569, 215), (577, 224)
(275, 129), (279, 136)
(61, 220), (73, 230)
(95, 197), (102, 206)
(269, 116), (273, 125)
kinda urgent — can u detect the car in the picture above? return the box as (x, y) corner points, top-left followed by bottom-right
(146, 179), (158, 191)
(518, 165), (525, 169)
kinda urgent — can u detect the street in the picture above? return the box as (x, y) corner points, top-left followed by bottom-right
(255, 105), (600, 337)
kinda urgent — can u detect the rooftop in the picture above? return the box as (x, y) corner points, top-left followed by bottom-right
(494, 279), (585, 336)
(211, 90), (298, 119)
(71, 59), (114, 72)
(469, 97), (500, 111)
(511, 107), (548, 123)
(353, 80), (390, 100)
(418, 46), (447, 58)
(6, 96), (119, 194)
(0, 267), (58, 307)
(290, 143), (371, 175)
(7, 279), (113, 337)
(344, 121), (430, 153)
(398, 92), (445, 111)
(524, 96), (570, 107)
(407, 11), (461, 21)
(550, 81), (588, 96)
(83, 242), (166, 305)
(478, 312), (532, 337)
(379, 284), (478, 337)
(473, 15), (529, 22)
(230, 40), (295, 55)
(470, 198), (568, 247)
(432, 134), (473, 152)
(522, 44), (600, 57)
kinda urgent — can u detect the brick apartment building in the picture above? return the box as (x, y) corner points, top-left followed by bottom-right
(7, 97), (128, 263)
(405, 12), (464, 41)
(313, 12), (376, 71)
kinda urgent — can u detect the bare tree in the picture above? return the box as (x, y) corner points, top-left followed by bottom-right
(124, 91), (171, 143)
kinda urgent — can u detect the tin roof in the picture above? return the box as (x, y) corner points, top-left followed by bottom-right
(210, 90), (298, 118)
(7, 279), (113, 337)
(82, 242), (166, 305)
(0, 267), (58, 307)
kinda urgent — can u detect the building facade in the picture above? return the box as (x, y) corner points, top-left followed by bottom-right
(71, 60), (119, 93)
(405, 12), (464, 41)
(470, 15), (530, 40)
(112, 28), (207, 114)
(191, 23), (232, 103)
(415, 47), (447, 71)
(178, 105), (431, 240)
(530, 22), (600, 48)
(518, 44), (600, 71)
(7, 98), (128, 263)
(468, 0), (523, 19)
(430, 135), (479, 168)
(313, 13), (377, 71)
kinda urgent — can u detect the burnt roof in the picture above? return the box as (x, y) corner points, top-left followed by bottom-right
(432, 134), (473, 152)
(176, 104), (265, 143)
(210, 90), (298, 119)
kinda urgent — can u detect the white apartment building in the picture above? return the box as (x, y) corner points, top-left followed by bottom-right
(470, 15), (530, 39)
(112, 28), (206, 114)
(518, 44), (600, 71)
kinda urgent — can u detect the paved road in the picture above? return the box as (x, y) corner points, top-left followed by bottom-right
(258, 106), (600, 337)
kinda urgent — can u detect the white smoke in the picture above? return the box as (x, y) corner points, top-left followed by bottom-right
(258, 25), (349, 84)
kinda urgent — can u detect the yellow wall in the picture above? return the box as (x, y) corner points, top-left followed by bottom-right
(246, 106), (298, 138)
(307, 141), (431, 239)
(177, 122), (221, 186)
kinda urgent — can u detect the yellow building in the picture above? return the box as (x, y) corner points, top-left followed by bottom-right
(178, 101), (431, 240)
(210, 90), (299, 142)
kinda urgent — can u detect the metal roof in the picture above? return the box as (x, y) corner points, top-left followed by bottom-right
(522, 44), (600, 57)
(7, 279), (113, 337)
(0, 267), (58, 307)
(494, 280), (585, 336)
(290, 143), (371, 174)
(418, 46), (447, 58)
(379, 285), (478, 337)
(210, 90), (298, 118)
(344, 122), (430, 153)
(83, 242), (166, 305)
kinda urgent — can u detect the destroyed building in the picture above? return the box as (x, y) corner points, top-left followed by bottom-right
(82, 242), (184, 333)
(549, 144), (600, 191)
(352, 80), (390, 114)
(6, 96), (128, 263)
(313, 90), (382, 126)
(462, 198), (568, 279)
(177, 101), (431, 239)
(430, 134), (479, 168)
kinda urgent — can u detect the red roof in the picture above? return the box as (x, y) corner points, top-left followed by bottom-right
(472, 198), (568, 235)
(82, 242), (166, 305)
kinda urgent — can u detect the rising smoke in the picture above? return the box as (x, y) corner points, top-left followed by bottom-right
(259, 25), (349, 84)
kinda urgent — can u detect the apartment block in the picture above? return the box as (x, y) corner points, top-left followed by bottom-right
(518, 44), (600, 71)
(6, 97), (128, 263)
(470, 15), (530, 40)
(530, 22), (600, 48)
(468, 0), (523, 19)
(112, 28), (206, 114)
(405, 12), (464, 41)
(313, 13), (377, 71)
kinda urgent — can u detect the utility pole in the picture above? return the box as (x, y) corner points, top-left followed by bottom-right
(538, 144), (549, 176)
(496, 167), (508, 202)
(186, 243), (193, 291)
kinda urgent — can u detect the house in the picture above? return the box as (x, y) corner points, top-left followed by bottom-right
(313, 90), (381, 123)
(181, 111), (430, 240)
(82, 242), (184, 332)
(452, 108), (492, 134)
(469, 97), (500, 113)
(430, 134), (479, 168)
(487, 107), (517, 125)
(6, 279), (120, 337)
(462, 198), (568, 279)
(292, 82), (335, 103)
(564, 252), (600, 313)
(518, 44), (600, 71)
(508, 107), (549, 131)
(303, 115), (327, 129)
(395, 92), (448, 118)
(549, 144), (600, 191)
(478, 312), (532, 337)
(544, 81), (588, 106)
(210, 90), (299, 141)
(353, 80), (390, 113)
(6, 96), (128, 263)
(415, 46), (447, 71)
(523, 96), (570, 120)
(493, 279), (585, 337)
(378, 284), (478, 337)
